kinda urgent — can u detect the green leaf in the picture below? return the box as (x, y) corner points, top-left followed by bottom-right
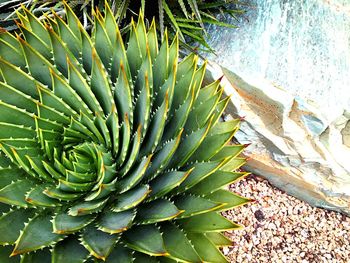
(112, 185), (150, 212)
(93, 13), (113, 70)
(42, 161), (65, 181)
(113, 62), (133, 124)
(136, 12), (148, 57)
(0, 167), (25, 189)
(147, 19), (158, 62)
(191, 63), (207, 99)
(0, 58), (38, 99)
(106, 109), (119, 157)
(184, 89), (222, 134)
(0, 36), (25, 68)
(186, 233), (228, 262)
(67, 58), (103, 114)
(81, 225), (119, 261)
(140, 93), (169, 157)
(22, 7), (50, 44)
(43, 186), (83, 201)
(136, 199), (182, 224)
(148, 170), (191, 200)
(110, 26), (130, 83)
(53, 14), (81, 59)
(94, 112), (112, 149)
(176, 160), (224, 192)
(90, 48), (113, 115)
(166, 117), (213, 168)
(207, 189), (251, 211)
(133, 253), (159, 263)
(0, 246), (19, 263)
(116, 156), (152, 193)
(160, 222), (201, 262)
(208, 119), (240, 137)
(103, 2), (118, 45)
(37, 86), (76, 119)
(152, 30), (168, 93)
(0, 209), (34, 245)
(118, 127), (142, 176)
(188, 171), (247, 195)
(19, 24), (51, 60)
(25, 184), (61, 207)
(97, 210), (136, 234)
(20, 248), (51, 263)
(194, 79), (221, 107)
(0, 81), (37, 114)
(0, 101), (35, 128)
(124, 225), (168, 256)
(205, 232), (233, 247)
(126, 21), (142, 79)
(105, 245), (133, 263)
(211, 145), (245, 162)
(68, 197), (109, 216)
(153, 62), (176, 111)
(12, 213), (65, 256)
(19, 38), (52, 86)
(50, 69), (91, 116)
(52, 236), (89, 263)
(170, 59), (196, 115)
(84, 181), (115, 202)
(143, 130), (182, 181)
(66, 170), (95, 184)
(1, 139), (37, 150)
(63, 2), (82, 41)
(177, 212), (242, 233)
(161, 87), (194, 142)
(133, 65), (151, 140)
(58, 179), (95, 193)
(115, 114), (131, 167)
(53, 212), (96, 234)
(80, 22), (94, 74)
(167, 34), (179, 78)
(174, 195), (223, 218)
(177, 23), (203, 31)
(47, 27), (72, 77)
(220, 157), (246, 172)
(0, 179), (35, 207)
(202, 17), (238, 28)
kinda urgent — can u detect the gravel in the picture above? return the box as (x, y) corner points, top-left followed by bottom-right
(222, 174), (350, 263)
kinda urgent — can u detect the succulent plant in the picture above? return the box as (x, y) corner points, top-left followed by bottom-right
(0, 2), (249, 262)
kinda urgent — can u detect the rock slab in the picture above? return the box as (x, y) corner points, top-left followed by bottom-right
(203, 0), (350, 214)
(205, 63), (350, 215)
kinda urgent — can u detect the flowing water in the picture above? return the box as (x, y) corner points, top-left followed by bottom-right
(206, 0), (350, 121)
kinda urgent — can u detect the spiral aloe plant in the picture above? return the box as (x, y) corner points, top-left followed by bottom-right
(0, 2), (249, 262)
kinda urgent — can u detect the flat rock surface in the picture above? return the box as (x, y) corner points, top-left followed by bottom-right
(223, 175), (350, 262)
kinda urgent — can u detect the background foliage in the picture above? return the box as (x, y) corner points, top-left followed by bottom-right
(0, 0), (247, 52)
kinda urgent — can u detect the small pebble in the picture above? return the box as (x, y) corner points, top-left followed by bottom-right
(254, 209), (265, 222)
(222, 175), (350, 262)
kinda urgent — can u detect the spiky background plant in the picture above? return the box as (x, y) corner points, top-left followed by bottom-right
(0, 2), (249, 262)
(0, 0), (246, 51)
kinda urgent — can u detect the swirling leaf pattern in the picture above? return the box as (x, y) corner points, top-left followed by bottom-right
(0, 3), (249, 262)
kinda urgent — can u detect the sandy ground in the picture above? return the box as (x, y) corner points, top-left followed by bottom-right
(223, 174), (350, 263)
